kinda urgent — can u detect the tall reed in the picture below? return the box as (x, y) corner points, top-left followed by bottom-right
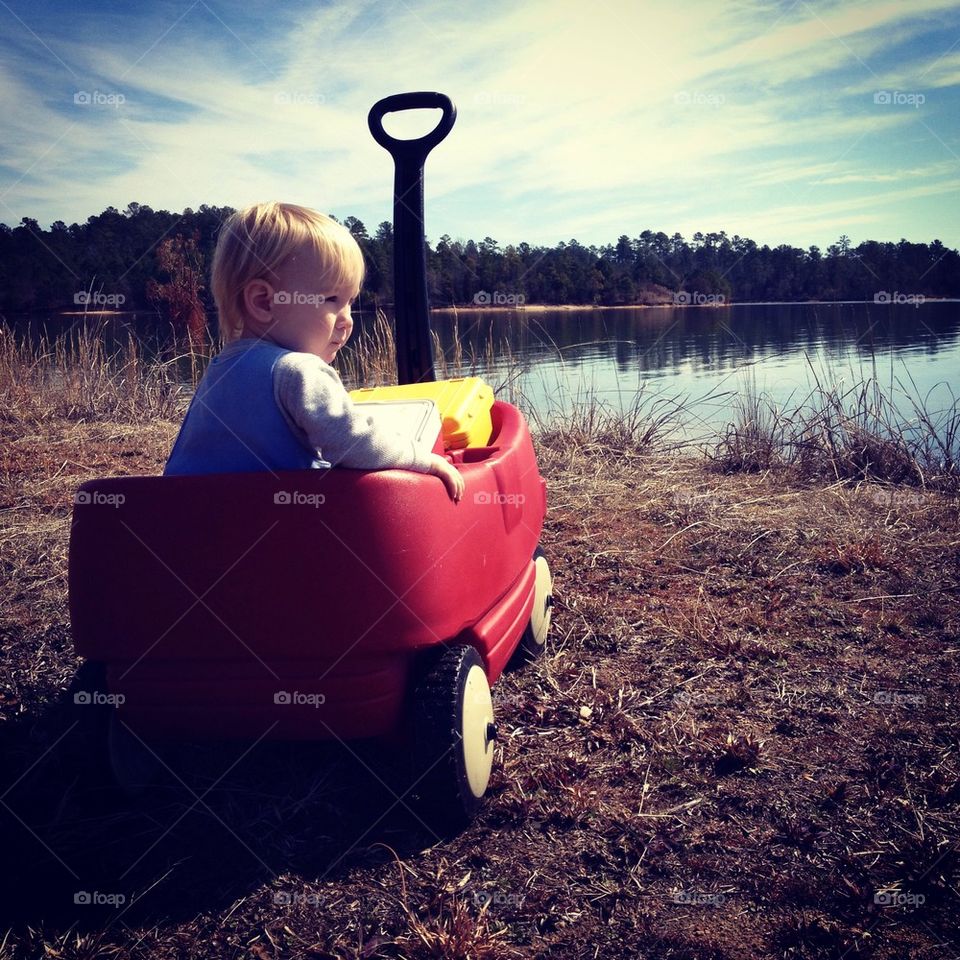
(520, 376), (702, 461)
(708, 355), (960, 491)
(4, 316), (957, 491)
(336, 308), (398, 388)
(336, 307), (523, 396)
(0, 320), (186, 423)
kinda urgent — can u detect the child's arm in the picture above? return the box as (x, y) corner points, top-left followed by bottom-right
(274, 353), (462, 500)
(427, 454), (464, 502)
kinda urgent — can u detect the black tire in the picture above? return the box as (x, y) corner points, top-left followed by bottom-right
(67, 660), (113, 787)
(67, 660), (160, 798)
(509, 546), (553, 667)
(107, 711), (163, 799)
(412, 645), (496, 833)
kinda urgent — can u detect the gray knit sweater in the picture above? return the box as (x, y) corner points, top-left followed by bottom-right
(164, 336), (435, 475)
(271, 343), (435, 472)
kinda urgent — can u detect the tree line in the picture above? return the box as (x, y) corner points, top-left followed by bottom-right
(1, 203), (958, 323)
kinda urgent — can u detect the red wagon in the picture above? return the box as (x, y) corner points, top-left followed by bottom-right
(67, 93), (553, 827)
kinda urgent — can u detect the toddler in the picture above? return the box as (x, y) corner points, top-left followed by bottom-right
(163, 201), (464, 501)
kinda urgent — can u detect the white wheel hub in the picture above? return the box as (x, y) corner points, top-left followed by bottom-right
(460, 664), (495, 798)
(528, 554), (553, 648)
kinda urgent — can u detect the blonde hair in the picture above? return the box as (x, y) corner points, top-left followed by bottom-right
(211, 201), (366, 343)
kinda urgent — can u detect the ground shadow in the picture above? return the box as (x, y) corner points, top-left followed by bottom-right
(0, 683), (440, 933)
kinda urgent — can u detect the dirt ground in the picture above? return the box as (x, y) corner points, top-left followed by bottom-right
(1, 418), (958, 959)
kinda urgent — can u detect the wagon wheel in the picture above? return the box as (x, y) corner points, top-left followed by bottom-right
(412, 645), (496, 832)
(510, 545), (553, 666)
(107, 711), (162, 798)
(67, 659), (112, 786)
(67, 660), (160, 797)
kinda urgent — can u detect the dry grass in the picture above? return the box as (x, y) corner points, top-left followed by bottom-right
(0, 321), (198, 425)
(1, 324), (958, 958)
(708, 359), (960, 492)
(335, 308), (400, 387)
(336, 308), (522, 395)
(5, 320), (957, 494)
(2, 425), (958, 958)
(533, 394), (694, 465)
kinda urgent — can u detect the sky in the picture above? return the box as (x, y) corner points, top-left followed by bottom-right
(1, 0), (959, 252)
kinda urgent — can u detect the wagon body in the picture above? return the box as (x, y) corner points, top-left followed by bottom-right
(69, 400), (546, 743)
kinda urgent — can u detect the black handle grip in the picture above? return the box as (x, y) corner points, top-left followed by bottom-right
(368, 92), (457, 164)
(367, 93), (457, 385)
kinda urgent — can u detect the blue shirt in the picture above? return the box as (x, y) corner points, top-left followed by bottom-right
(164, 339), (326, 475)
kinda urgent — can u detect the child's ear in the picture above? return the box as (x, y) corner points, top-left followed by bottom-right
(242, 279), (275, 329)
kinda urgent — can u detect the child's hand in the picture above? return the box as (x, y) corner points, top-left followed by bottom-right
(428, 453), (464, 502)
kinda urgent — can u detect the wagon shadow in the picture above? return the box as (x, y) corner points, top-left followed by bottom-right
(0, 687), (435, 932)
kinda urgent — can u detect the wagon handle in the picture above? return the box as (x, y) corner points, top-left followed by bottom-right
(368, 93), (457, 384)
(368, 92), (457, 168)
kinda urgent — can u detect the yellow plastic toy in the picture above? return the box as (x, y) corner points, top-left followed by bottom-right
(350, 376), (495, 450)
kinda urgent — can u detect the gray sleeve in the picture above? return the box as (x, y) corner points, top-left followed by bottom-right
(273, 352), (434, 473)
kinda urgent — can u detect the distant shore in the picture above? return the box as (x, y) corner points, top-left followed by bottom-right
(431, 297), (957, 313)
(432, 303), (717, 313)
(11, 296), (956, 322)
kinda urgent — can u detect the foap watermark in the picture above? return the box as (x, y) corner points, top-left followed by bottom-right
(669, 490), (719, 519)
(474, 490), (525, 506)
(472, 290), (525, 306)
(675, 291), (725, 306)
(273, 90), (326, 106)
(872, 690), (926, 707)
(73, 89), (126, 108)
(673, 688), (724, 707)
(674, 91), (726, 107)
(273, 890), (322, 906)
(671, 890), (727, 907)
(274, 691), (326, 707)
(74, 890), (126, 906)
(274, 491), (325, 507)
(874, 291), (925, 306)
(74, 291), (126, 307)
(273, 290), (326, 306)
(874, 890), (926, 908)
(873, 90), (925, 108)
(74, 490), (125, 508)
(472, 888), (526, 910)
(73, 690), (125, 706)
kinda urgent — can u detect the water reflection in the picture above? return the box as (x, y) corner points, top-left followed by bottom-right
(434, 302), (960, 373)
(430, 303), (960, 424)
(6, 302), (959, 429)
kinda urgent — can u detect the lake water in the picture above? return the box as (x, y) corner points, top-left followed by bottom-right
(431, 301), (960, 438)
(8, 301), (960, 439)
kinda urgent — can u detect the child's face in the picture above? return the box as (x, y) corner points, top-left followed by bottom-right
(260, 247), (358, 364)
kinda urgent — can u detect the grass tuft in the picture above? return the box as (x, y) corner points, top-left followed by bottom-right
(0, 320), (197, 424)
(707, 359), (960, 492)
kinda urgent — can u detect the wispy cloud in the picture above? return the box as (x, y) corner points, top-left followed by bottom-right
(0, 0), (957, 250)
